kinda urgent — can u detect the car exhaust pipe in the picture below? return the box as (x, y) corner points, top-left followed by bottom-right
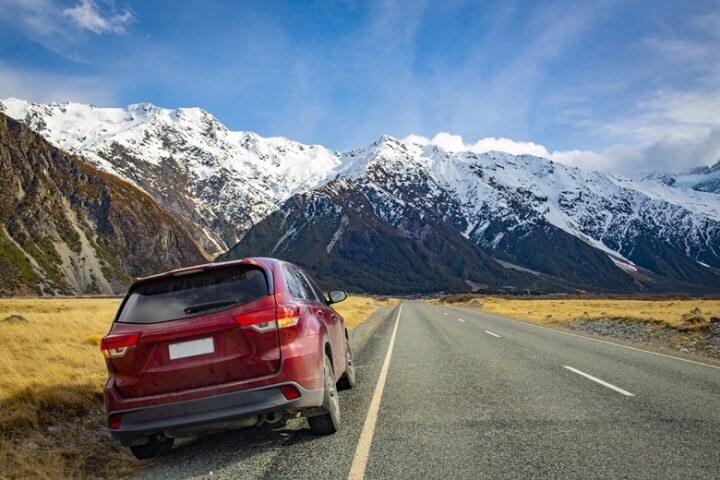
(255, 411), (283, 426)
(264, 411), (283, 425)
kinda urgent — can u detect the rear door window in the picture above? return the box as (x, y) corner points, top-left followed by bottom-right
(292, 268), (318, 302)
(283, 267), (307, 300)
(117, 265), (268, 324)
(297, 270), (327, 305)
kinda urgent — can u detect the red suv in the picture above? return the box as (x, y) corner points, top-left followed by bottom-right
(101, 258), (355, 459)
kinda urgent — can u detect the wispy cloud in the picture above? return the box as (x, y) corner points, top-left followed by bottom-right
(63, 0), (133, 34)
(0, 0), (134, 60)
(595, 7), (720, 173)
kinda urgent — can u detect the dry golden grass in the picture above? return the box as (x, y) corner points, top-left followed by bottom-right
(0, 295), (392, 479)
(434, 296), (720, 329)
(0, 298), (139, 480)
(332, 295), (399, 330)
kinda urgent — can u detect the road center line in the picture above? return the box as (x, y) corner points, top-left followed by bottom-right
(563, 366), (635, 396)
(484, 330), (501, 338)
(443, 312), (448, 316)
(457, 318), (465, 323)
(347, 304), (402, 480)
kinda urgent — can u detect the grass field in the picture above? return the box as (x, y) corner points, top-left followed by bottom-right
(0, 295), (392, 480)
(0, 298), (130, 480)
(333, 295), (398, 329)
(431, 296), (720, 330)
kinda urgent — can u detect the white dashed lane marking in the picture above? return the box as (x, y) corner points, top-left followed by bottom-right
(563, 366), (635, 397)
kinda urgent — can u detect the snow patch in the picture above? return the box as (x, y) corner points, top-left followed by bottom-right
(609, 256), (638, 273)
(272, 228), (296, 254)
(326, 215), (349, 254)
(495, 259), (542, 276)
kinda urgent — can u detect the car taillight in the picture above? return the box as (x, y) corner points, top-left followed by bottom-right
(234, 308), (277, 332)
(101, 332), (141, 358)
(233, 305), (300, 332)
(108, 414), (122, 430)
(276, 305), (300, 328)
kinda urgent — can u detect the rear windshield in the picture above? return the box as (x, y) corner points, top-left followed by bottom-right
(117, 265), (269, 324)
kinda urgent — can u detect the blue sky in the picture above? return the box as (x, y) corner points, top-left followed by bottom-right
(1, 0), (719, 174)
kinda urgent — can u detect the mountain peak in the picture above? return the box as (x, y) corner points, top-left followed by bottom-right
(127, 102), (162, 112)
(375, 134), (400, 145)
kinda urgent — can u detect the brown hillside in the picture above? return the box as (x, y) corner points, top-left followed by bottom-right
(0, 112), (205, 295)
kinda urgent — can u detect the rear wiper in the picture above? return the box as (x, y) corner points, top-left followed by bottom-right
(183, 300), (237, 314)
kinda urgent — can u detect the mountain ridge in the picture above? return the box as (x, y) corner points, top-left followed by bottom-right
(2, 98), (719, 295)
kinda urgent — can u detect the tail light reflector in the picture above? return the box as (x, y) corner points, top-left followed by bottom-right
(101, 332), (140, 358)
(108, 414), (122, 430)
(280, 385), (301, 400)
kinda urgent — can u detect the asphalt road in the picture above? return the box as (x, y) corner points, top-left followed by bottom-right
(135, 301), (720, 480)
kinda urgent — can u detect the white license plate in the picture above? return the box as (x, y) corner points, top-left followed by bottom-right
(169, 337), (214, 360)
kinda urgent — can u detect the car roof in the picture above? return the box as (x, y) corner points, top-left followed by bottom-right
(130, 257), (282, 286)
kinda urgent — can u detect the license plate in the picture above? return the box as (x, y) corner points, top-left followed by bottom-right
(169, 337), (214, 360)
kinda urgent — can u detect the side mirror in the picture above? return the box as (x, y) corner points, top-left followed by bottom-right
(327, 290), (347, 304)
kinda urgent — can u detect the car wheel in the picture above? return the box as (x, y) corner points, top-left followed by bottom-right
(308, 354), (340, 435)
(337, 337), (356, 390)
(129, 434), (174, 459)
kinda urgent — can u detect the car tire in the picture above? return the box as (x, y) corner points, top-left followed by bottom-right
(337, 337), (356, 390)
(129, 434), (174, 459)
(308, 354), (340, 435)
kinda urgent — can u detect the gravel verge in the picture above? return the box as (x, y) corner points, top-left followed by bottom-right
(561, 316), (720, 359)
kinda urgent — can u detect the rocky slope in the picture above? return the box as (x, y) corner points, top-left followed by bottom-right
(0, 112), (205, 295)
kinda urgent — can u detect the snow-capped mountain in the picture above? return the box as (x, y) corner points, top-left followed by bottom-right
(0, 98), (342, 255)
(338, 137), (720, 261)
(641, 161), (720, 194)
(225, 137), (720, 293)
(2, 98), (719, 294)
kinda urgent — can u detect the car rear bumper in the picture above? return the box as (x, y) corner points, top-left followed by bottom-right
(108, 382), (323, 445)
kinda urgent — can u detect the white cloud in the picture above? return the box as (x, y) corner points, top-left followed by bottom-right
(402, 134), (430, 146)
(547, 149), (605, 170)
(410, 133), (555, 158)
(642, 89), (720, 127)
(427, 133), (468, 153)
(402, 128), (720, 177)
(63, 0), (133, 35)
(0, 0), (72, 55)
(404, 132), (556, 159)
(0, 0), (134, 60)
